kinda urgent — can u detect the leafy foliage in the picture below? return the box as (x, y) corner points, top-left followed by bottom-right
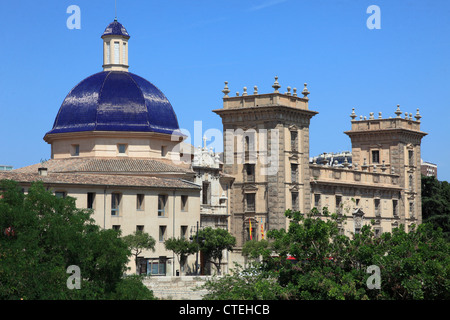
(202, 208), (450, 300)
(421, 175), (450, 240)
(197, 227), (236, 275)
(122, 230), (156, 274)
(164, 237), (198, 275)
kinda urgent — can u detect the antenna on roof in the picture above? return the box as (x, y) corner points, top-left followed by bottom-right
(115, 0), (118, 21)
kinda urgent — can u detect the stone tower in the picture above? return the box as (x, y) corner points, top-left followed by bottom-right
(213, 78), (318, 247)
(344, 106), (427, 227)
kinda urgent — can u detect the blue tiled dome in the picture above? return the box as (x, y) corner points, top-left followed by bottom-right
(46, 71), (183, 136)
(102, 20), (130, 38)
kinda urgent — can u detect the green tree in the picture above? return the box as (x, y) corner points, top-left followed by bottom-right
(421, 175), (450, 240)
(0, 180), (155, 300)
(198, 227), (236, 275)
(122, 230), (156, 275)
(109, 275), (156, 300)
(164, 237), (198, 276)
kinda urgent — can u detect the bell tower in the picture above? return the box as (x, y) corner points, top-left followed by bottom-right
(101, 19), (130, 72)
(345, 106), (427, 227)
(213, 77), (318, 247)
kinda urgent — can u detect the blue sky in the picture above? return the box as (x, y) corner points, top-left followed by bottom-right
(0, 0), (449, 181)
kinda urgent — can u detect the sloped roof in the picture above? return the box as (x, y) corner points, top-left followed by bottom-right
(14, 158), (193, 175)
(0, 171), (200, 190)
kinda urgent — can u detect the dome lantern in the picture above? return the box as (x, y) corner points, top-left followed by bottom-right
(101, 19), (130, 72)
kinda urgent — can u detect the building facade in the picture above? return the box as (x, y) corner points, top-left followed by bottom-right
(213, 80), (427, 257)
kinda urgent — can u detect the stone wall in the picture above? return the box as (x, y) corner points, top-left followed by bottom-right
(142, 276), (214, 300)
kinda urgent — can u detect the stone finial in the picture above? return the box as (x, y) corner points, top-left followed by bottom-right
(360, 115), (363, 120)
(415, 108), (422, 122)
(236, 92), (240, 96)
(409, 113), (412, 120)
(378, 112), (382, 119)
(395, 104), (402, 118)
(293, 88), (297, 97)
(302, 83), (310, 98)
(272, 76), (281, 93)
(405, 112), (408, 119)
(254, 86), (258, 95)
(243, 87), (248, 96)
(222, 81), (230, 98)
(369, 112), (375, 120)
(286, 86), (291, 96)
(343, 157), (349, 168)
(350, 108), (357, 120)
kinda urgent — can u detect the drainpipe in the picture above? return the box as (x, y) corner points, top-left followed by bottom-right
(173, 190), (176, 276)
(103, 186), (108, 229)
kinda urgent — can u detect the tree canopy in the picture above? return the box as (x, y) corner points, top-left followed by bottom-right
(198, 227), (236, 275)
(421, 175), (450, 240)
(202, 208), (450, 300)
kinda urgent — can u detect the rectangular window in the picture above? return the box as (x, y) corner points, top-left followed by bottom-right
(149, 258), (166, 275)
(111, 193), (121, 216)
(291, 192), (299, 211)
(112, 225), (120, 231)
(374, 199), (381, 216)
(374, 227), (382, 238)
(290, 130), (298, 152)
(181, 226), (188, 239)
(118, 144), (127, 154)
(72, 144), (80, 157)
(106, 42), (110, 64)
(372, 150), (380, 164)
(246, 224), (256, 241)
(158, 195), (167, 217)
(87, 192), (95, 209)
(137, 194), (145, 211)
(335, 195), (342, 214)
(409, 202), (414, 218)
(122, 42), (126, 64)
(245, 193), (256, 212)
(136, 225), (144, 232)
(291, 164), (298, 183)
(55, 191), (66, 199)
(393, 199), (398, 216)
(114, 42), (120, 64)
(159, 226), (166, 242)
(181, 195), (188, 212)
(202, 182), (211, 205)
(314, 194), (321, 208)
(245, 164), (255, 182)
(408, 150), (414, 166)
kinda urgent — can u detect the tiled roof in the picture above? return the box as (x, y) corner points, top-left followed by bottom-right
(45, 71), (184, 137)
(14, 158), (193, 175)
(0, 171), (200, 190)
